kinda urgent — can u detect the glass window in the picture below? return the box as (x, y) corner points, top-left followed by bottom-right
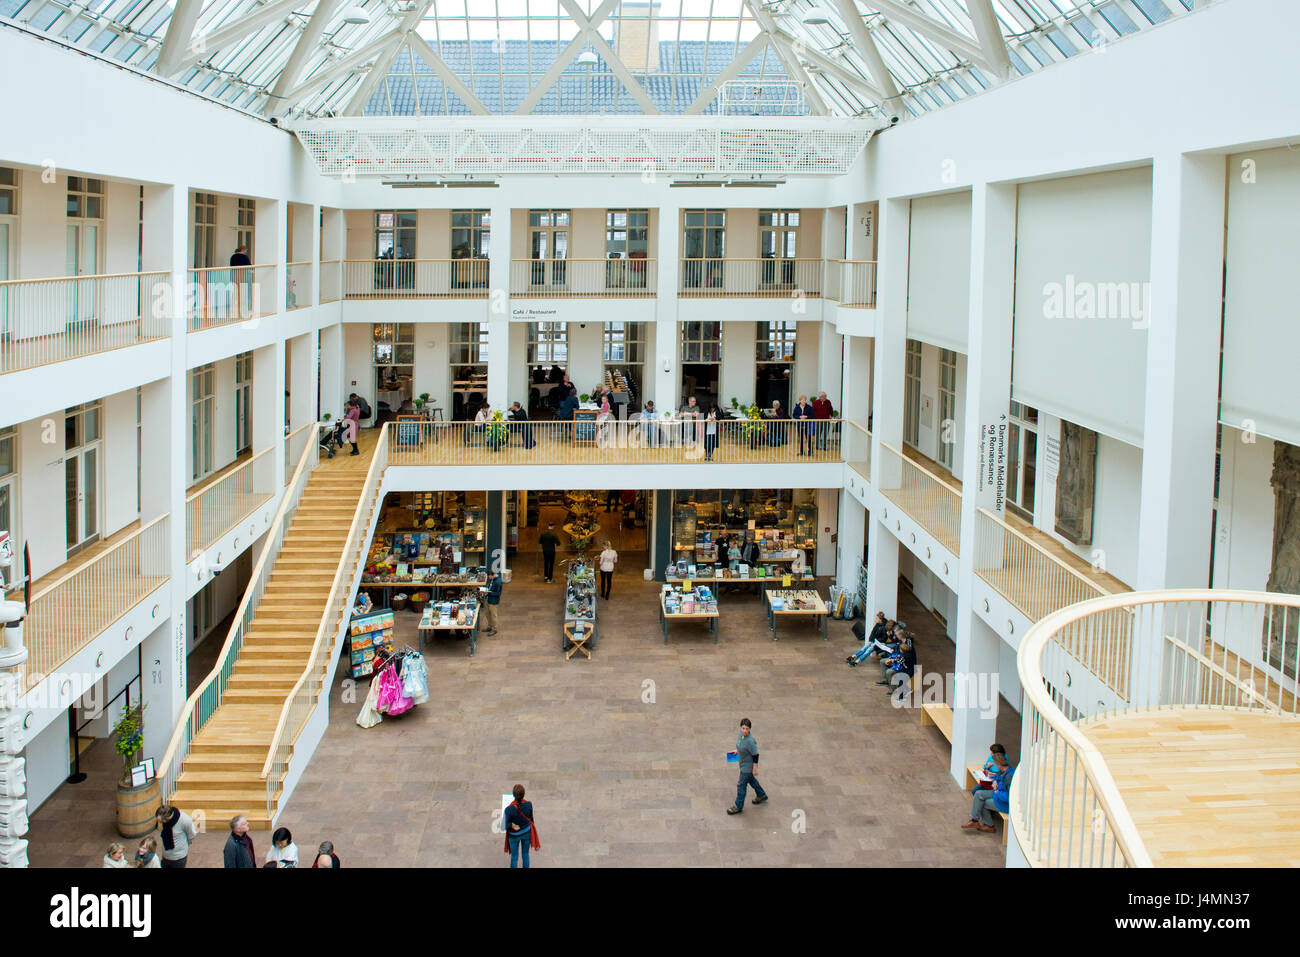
(527, 322), (568, 365)
(236, 197), (256, 259)
(374, 210), (416, 259)
(938, 349), (957, 470)
(0, 167), (14, 216)
(756, 321), (797, 362)
(903, 340), (922, 447)
(68, 176), (105, 219)
(0, 425), (13, 478)
(680, 321), (722, 363)
(451, 209), (490, 259)
(605, 210), (649, 258)
(372, 323), (414, 366)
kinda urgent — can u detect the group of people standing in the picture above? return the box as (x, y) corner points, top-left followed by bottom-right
(100, 806), (341, 868)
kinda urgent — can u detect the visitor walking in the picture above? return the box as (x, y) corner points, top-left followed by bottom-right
(155, 803), (197, 868)
(343, 400), (360, 456)
(598, 541), (618, 600)
(539, 523), (561, 583)
(482, 568), (502, 635)
(311, 841), (341, 868)
(223, 815), (256, 868)
(727, 717), (768, 814)
(503, 784), (540, 868)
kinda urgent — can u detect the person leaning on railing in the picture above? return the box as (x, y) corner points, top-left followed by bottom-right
(508, 401), (536, 449)
(768, 400), (789, 446)
(812, 391), (833, 449)
(792, 395), (816, 456)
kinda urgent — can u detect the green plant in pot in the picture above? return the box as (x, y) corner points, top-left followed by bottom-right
(419, 392), (431, 406)
(414, 397), (425, 409)
(113, 704), (146, 786)
(580, 393), (590, 403)
(323, 412), (332, 421)
(730, 397), (739, 409)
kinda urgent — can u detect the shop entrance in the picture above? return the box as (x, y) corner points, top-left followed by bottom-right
(519, 489), (649, 579)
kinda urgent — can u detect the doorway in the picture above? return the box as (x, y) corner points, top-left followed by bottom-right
(64, 403), (102, 557)
(528, 210), (570, 289)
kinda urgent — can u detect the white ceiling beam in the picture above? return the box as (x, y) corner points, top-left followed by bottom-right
(513, 0), (620, 115)
(559, 0), (659, 114)
(340, 33), (405, 115)
(333, 0), (436, 115)
(155, 0), (204, 77)
(744, 0), (828, 116)
(964, 0), (1014, 80)
(866, 0), (991, 70)
(265, 0), (346, 111)
(407, 29), (492, 116)
(830, 0), (901, 105)
(279, 30), (401, 104)
(684, 32), (769, 114)
(172, 0), (305, 74)
(771, 28), (884, 103)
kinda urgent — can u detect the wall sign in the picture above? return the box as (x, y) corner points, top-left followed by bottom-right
(978, 414), (1009, 511)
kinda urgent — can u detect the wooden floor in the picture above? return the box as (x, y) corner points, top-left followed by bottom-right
(1077, 708), (1300, 866)
(168, 431), (380, 828)
(877, 486), (962, 556)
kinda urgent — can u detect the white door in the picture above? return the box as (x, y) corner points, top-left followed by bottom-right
(65, 444), (100, 555)
(0, 222), (10, 338)
(65, 222), (100, 327)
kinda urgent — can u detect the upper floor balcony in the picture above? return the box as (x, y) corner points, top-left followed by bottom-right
(876, 441), (963, 557)
(339, 259), (490, 300)
(676, 258), (823, 298)
(509, 259), (656, 298)
(0, 271), (170, 375)
(1013, 589), (1300, 867)
(825, 260), (878, 308)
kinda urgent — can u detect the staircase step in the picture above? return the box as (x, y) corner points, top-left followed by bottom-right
(178, 754), (266, 774)
(175, 771), (266, 789)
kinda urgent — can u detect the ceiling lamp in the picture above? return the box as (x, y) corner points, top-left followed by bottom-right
(575, 50), (598, 67)
(801, 6), (834, 25)
(340, 6), (370, 25)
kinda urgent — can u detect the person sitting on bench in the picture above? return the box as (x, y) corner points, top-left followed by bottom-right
(847, 611), (889, 664)
(466, 403), (491, 446)
(971, 743), (1008, 794)
(877, 634), (917, 696)
(964, 753), (1014, 833)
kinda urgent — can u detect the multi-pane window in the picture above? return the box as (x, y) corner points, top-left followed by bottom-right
(606, 210), (649, 257)
(680, 321), (722, 362)
(374, 210), (416, 259)
(65, 401), (102, 450)
(682, 210), (725, 288)
(235, 352), (253, 454)
(0, 168), (16, 215)
(527, 322), (568, 365)
(938, 349), (957, 470)
(528, 210), (570, 286)
(1006, 400), (1039, 520)
(450, 322), (490, 376)
(236, 197), (256, 258)
(372, 323), (414, 366)
(190, 365), (215, 481)
(759, 209), (800, 286)
(451, 210), (490, 258)
(903, 339), (922, 447)
(67, 176), (104, 219)
(193, 192), (217, 268)
(604, 322), (645, 365)
(756, 321), (797, 363)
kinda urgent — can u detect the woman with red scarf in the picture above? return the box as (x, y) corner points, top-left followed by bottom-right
(503, 784), (540, 868)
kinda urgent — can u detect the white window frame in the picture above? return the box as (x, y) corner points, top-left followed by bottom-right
(527, 321), (568, 365)
(903, 339), (922, 448)
(193, 192), (217, 269)
(938, 348), (957, 470)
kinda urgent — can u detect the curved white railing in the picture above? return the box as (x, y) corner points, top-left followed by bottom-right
(261, 426), (390, 815)
(1013, 588), (1300, 868)
(157, 422), (321, 804)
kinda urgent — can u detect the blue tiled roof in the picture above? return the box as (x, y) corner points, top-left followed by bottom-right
(367, 38), (802, 115)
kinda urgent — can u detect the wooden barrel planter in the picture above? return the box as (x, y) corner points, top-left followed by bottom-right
(116, 779), (161, 838)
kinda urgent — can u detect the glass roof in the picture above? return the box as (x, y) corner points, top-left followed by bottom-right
(0, 0), (1197, 119)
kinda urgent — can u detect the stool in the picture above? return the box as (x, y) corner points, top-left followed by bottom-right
(428, 406), (445, 422)
(564, 622), (591, 660)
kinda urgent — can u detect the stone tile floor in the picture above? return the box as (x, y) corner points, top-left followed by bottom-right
(28, 565), (1018, 867)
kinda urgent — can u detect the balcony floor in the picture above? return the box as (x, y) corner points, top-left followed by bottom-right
(1078, 708), (1300, 867)
(1, 322), (167, 375)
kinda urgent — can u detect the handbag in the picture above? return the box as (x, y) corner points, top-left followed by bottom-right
(502, 801), (542, 853)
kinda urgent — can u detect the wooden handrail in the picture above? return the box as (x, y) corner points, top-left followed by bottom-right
(260, 425), (390, 781)
(976, 507), (1111, 595)
(0, 269), (169, 287)
(28, 513), (169, 604)
(877, 441), (963, 497)
(155, 422), (321, 785)
(189, 263), (275, 273)
(677, 257), (824, 262)
(183, 446), (272, 504)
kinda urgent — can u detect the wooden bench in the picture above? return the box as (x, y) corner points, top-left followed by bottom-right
(920, 701), (954, 742)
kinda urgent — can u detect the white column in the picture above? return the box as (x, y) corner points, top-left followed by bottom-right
(307, 203), (321, 307)
(322, 207), (345, 301)
(487, 204), (511, 412)
(864, 197), (909, 620)
(138, 183), (189, 743)
(837, 491), (866, 591)
(253, 341), (286, 488)
(288, 332), (316, 434)
(319, 322), (344, 421)
(653, 205), (680, 410)
(951, 182), (1016, 786)
(257, 198), (286, 318)
(1135, 154), (1225, 592)
(817, 320), (844, 410)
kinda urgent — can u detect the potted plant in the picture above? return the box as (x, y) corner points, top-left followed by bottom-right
(486, 410), (509, 448)
(580, 393), (590, 403)
(112, 704), (158, 838)
(414, 397), (425, 410)
(730, 397), (739, 410)
(419, 392), (431, 406)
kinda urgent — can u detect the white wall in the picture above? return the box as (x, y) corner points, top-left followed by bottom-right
(1212, 429), (1275, 593)
(720, 322), (755, 408)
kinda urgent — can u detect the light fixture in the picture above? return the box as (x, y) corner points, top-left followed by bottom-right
(340, 5), (370, 25)
(576, 50), (598, 67)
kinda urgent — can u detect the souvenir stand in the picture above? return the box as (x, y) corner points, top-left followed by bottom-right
(658, 581), (720, 644)
(562, 559), (598, 655)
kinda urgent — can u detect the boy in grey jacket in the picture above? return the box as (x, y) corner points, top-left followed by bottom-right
(727, 718), (769, 814)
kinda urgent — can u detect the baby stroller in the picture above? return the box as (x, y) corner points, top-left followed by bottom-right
(320, 417), (346, 458)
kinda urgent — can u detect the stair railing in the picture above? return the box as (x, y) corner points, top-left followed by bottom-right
(156, 422), (321, 805)
(260, 425), (390, 818)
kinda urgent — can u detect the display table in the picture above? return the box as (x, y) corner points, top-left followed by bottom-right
(563, 562), (598, 654)
(563, 621), (592, 660)
(658, 591), (719, 644)
(418, 603), (481, 657)
(765, 589), (829, 641)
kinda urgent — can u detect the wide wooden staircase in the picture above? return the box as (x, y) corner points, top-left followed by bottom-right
(168, 444), (375, 828)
